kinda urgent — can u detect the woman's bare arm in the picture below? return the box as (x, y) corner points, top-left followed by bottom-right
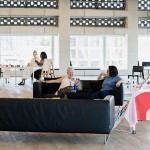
(116, 79), (124, 87)
(39, 77), (64, 83)
(97, 72), (107, 80)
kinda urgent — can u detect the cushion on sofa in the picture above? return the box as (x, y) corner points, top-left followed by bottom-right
(67, 92), (94, 100)
(82, 80), (103, 92)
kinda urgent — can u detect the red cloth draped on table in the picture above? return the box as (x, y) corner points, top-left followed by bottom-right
(125, 89), (150, 128)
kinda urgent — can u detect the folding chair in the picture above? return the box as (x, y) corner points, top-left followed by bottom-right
(0, 68), (3, 78)
(22, 67), (31, 80)
(40, 59), (55, 79)
(142, 62), (150, 75)
(128, 66), (144, 85)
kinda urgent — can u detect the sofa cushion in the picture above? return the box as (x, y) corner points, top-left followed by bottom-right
(42, 83), (61, 95)
(82, 80), (103, 92)
(67, 91), (94, 100)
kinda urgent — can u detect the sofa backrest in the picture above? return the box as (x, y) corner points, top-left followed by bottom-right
(0, 96), (115, 134)
(81, 80), (103, 92)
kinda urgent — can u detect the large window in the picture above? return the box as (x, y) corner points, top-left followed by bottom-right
(70, 35), (127, 69)
(0, 35), (59, 68)
(138, 36), (150, 64)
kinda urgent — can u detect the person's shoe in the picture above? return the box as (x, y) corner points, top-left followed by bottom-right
(18, 82), (25, 85)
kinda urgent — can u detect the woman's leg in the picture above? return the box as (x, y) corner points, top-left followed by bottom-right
(18, 79), (25, 85)
(23, 79), (25, 84)
(34, 69), (42, 80)
(66, 90), (113, 100)
(93, 90), (113, 99)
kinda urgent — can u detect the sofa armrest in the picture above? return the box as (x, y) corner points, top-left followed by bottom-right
(33, 82), (43, 98)
(33, 81), (61, 98)
(113, 83), (124, 106)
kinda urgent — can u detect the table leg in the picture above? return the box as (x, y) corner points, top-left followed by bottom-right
(131, 125), (136, 134)
(15, 67), (16, 85)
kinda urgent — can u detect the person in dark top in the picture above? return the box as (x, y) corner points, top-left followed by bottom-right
(95, 65), (123, 99)
(34, 51), (47, 80)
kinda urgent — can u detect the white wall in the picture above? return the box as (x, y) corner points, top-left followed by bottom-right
(0, 0), (149, 76)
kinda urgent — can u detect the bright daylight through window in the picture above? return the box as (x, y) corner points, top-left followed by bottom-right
(138, 36), (150, 64)
(70, 35), (128, 70)
(0, 35), (59, 68)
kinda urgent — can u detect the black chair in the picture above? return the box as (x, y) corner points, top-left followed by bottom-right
(128, 66), (144, 84)
(0, 68), (3, 78)
(142, 62), (150, 75)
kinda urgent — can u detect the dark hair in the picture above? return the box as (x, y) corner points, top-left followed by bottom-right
(108, 65), (118, 77)
(40, 51), (47, 60)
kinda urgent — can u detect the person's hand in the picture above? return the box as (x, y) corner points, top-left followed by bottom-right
(101, 72), (107, 76)
(97, 72), (107, 80)
(116, 82), (120, 87)
(35, 60), (39, 65)
(75, 79), (82, 91)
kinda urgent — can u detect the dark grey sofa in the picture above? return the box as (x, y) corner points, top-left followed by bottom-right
(0, 96), (115, 144)
(33, 80), (124, 106)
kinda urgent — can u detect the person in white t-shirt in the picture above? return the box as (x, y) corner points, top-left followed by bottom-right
(18, 50), (40, 85)
(39, 66), (82, 93)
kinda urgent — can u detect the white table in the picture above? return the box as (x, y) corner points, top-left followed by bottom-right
(0, 65), (28, 85)
(124, 78), (150, 134)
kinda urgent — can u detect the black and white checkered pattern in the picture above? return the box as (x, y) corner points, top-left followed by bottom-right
(0, 0), (58, 8)
(138, 0), (150, 10)
(97, 0), (126, 10)
(71, 0), (96, 9)
(26, 17), (58, 26)
(26, 0), (58, 8)
(70, 0), (126, 10)
(138, 18), (150, 28)
(70, 17), (126, 27)
(0, 17), (25, 25)
(0, 0), (25, 7)
(0, 16), (58, 26)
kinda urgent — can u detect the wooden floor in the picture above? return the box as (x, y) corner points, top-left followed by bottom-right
(0, 77), (150, 150)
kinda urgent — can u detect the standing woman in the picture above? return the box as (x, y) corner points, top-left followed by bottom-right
(34, 51), (47, 80)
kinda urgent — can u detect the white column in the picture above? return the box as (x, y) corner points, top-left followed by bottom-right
(59, 0), (70, 76)
(128, 0), (139, 73)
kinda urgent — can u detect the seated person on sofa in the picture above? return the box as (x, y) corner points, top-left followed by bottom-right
(39, 66), (82, 97)
(94, 65), (123, 99)
(67, 65), (123, 99)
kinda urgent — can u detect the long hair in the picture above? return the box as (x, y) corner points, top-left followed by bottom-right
(109, 65), (118, 77)
(40, 51), (47, 60)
